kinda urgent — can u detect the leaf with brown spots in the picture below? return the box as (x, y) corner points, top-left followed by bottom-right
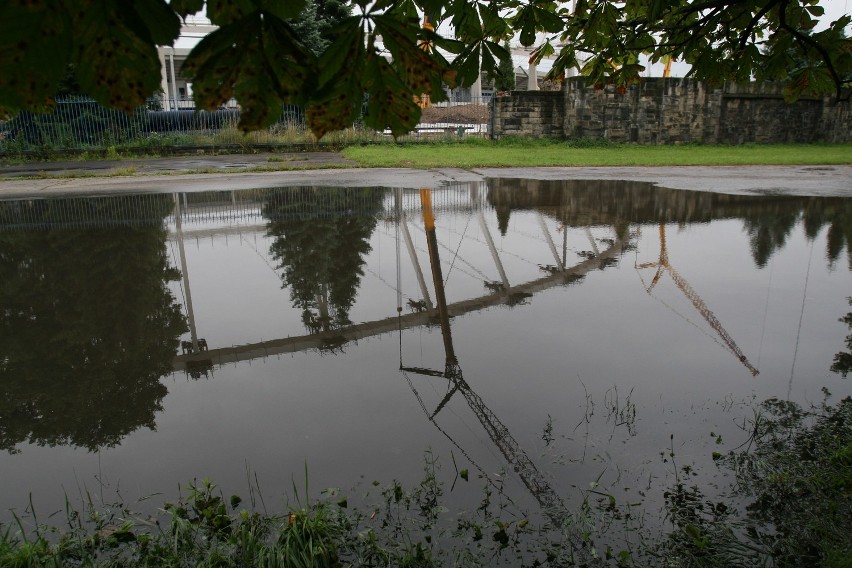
(362, 52), (421, 138)
(134, 0), (182, 46)
(373, 15), (449, 103)
(206, 0), (255, 25)
(183, 10), (315, 131)
(169, 0), (205, 18)
(306, 17), (365, 139)
(72, 0), (176, 113)
(0, 0), (72, 113)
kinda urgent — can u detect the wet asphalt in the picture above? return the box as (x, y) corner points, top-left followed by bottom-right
(0, 152), (850, 198)
(0, 152), (355, 178)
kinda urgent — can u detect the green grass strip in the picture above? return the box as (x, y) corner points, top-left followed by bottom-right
(341, 139), (852, 168)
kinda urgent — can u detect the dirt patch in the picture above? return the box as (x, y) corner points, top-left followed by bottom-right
(420, 104), (489, 124)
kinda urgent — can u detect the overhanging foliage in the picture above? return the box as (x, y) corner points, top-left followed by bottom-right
(0, 0), (849, 137)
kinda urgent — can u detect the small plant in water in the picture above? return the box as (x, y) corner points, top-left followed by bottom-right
(1, 400), (849, 567)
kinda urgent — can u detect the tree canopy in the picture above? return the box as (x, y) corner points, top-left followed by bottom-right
(0, 0), (848, 137)
(292, 0), (353, 56)
(264, 186), (384, 335)
(0, 196), (187, 452)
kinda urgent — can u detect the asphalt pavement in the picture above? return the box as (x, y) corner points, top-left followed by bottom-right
(0, 152), (850, 198)
(0, 152), (355, 179)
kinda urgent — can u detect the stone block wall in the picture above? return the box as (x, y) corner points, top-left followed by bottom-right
(718, 82), (825, 144)
(492, 91), (563, 138)
(493, 77), (850, 144)
(818, 94), (852, 144)
(561, 78), (722, 143)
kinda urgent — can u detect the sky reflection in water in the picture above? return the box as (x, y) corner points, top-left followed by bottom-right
(1, 179), (850, 529)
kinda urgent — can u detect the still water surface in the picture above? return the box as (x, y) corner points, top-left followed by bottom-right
(1, 179), (850, 534)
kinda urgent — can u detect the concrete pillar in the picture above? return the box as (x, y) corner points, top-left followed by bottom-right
(537, 212), (563, 270)
(174, 194), (199, 351)
(528, 57), (539, 90)
(478, 209), (510, 290)
(158, 47), (169, 108)
(168, 48), (178, 110)
(470, 73), (482, 99)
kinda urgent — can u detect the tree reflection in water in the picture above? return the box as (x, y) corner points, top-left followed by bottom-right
(0, 181), (849, 563)
(263, 187), (385, 336)
(486, 178), (852, 270)
(0, 196), (187, 452)
(833, 298), (852, 378)
(1, 182), (849, 462)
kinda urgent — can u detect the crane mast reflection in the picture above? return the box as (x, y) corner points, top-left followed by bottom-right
(399, 188), (581, 546)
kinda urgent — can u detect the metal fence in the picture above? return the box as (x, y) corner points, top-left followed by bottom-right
(0, 184), (493, 232)
(0, 95), (493, 154)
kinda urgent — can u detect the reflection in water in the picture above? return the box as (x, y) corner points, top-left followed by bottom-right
(744, 209), (800, 268)
(833, 298), (852, 378)
(264, 187), (385, 336)
(488, 178), (852, 269)
(0, 196), (187, 452)
(400, 189), (599, 548)
(636, 223), (759, 376)
(0, 181), (850, 535)
(173, 185), (626, 370)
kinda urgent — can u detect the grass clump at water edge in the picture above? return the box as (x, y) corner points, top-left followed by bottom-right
(1, 396), (850, 567)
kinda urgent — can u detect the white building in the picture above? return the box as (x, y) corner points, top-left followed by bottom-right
(156, 16), (568, 109)
(156, 16), (216, 108)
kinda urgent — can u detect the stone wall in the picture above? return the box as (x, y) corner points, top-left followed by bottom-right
(492, 91), (563, 138)
(818, 93), (852, 144)
(493, 78), (850, 144)
(717, 82), (825, 144)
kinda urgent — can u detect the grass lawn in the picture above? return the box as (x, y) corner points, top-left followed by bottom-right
(342, 139), (852, 168)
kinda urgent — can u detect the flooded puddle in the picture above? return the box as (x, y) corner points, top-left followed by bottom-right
(1, 180), (850, 554)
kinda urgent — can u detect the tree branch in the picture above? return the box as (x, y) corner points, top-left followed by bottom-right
(778, 0), (844, 98)
(673, 0), (747, 18)
(738, 0), (782, 51)
(660, 6), (725, 49)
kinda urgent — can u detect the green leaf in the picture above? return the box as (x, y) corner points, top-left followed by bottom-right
(419, 0), (446, 20)
(315, 18), (364, 88)
(433, 35), (466, 55)
(0, 1), (72, 112)
(805, 5), (824, 17)
(207, 0), (255, 25)
(306, 20), (365, 138)
(547, 46), (578, 80)
(684, 524), (701, 539)
(480, 40), (500, 76)
(478, 2), (510, 39)
(134, 0), (181, 46)
(783, 65), (835, 102)
(645, 0), (668, 21)
(531, 40), (555, 64)
(73, 0), (168, 112)
(169, 0), (205, 17)
(383, 0), (418, 19)
(362, 53), (421, 138)
(533, 4), (565, 33)
(184, 12), (315, 130)
(373, 14), (450, 101)
(514, 6), (538, 46)
(450, 0), (481, 40)
(452, 44), (481, 86)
